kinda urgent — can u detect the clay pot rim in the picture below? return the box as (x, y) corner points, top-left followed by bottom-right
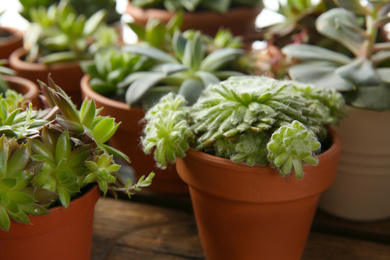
(0, 184), (100, 237)
(3, 74), (39, 102)
(0, 27), (23, 46)
(9, 47), (81, 71)
(80, 74), (144, 113)
(177, 127), (342, 203)
(187, 127), (340, 171)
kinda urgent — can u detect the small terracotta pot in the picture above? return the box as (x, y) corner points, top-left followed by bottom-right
(319, 106), (390, 221)
(176, 128), (341, 260)
(126, 3), (262, 37)
(80, 75), (188, 194)
(0, 27), (23, 60)
(0, 185), (100, 260)
(4, 74), (42, 108)
(9, 48), (84, 107)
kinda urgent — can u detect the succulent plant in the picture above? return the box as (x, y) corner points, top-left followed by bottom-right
(130, 0), (262, 13)
(0, 77), (154, 232)
(81, 48), (154, 96)
(282, 0), (390, 111)
(142, 75), (345, 178)
(120, 30), (246, 107)
(127, 13), (183, 51)
(19, 0), (120, 24)
(23, 0), (118, 64)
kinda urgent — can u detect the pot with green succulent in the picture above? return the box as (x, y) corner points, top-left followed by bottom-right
(0, 59), (41, 107)
(126, 0), (263, 38)
(0, 76), (154, 260)
(9, 0), (119, 107)
(80, 17), (247, 193)
(141, 75), (345, 260)
(282, 0), (390, 221)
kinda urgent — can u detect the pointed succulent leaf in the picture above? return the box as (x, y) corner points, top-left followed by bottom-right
(83, 9), (106, 35)
(122, 45), (179, 64)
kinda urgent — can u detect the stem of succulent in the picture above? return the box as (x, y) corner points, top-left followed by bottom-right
(363, 8), (378, 59)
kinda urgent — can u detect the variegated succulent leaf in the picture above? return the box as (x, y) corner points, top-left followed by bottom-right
(267, 121), (321, 179)
(0, 135), (49, 231)
(142, 93), (192, 168)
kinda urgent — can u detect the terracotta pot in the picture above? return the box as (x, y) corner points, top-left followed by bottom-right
(319, 106), (390, 221)
(4, 74), (42, 108)
(0, 27), (23, 60)
(80, 75), (188, 194)
(176, 128), (341, 260)
(9, 48), (84, 107)
(0, 185), (100, 260)
(126, 3), (261, 37)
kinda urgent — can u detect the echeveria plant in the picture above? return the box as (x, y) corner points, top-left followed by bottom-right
(142, 76), (345, 179)
(0, 77), (154, 232)
(282, 0), (390, 110)
(120, 30), (246, 107)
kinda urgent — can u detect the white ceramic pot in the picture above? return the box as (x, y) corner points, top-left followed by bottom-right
(319, 106), (390, 221)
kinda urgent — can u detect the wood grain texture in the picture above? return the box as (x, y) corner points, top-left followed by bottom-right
(92, 197), (390, 260)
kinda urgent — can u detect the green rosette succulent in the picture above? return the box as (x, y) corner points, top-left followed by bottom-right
(0, 76), (154, 232)
(142, 75), (345, 178)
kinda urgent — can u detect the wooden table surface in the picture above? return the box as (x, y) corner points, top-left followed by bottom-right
(92, 191), (390, 260)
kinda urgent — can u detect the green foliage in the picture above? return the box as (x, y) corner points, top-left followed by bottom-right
(128, 14), (183, 51)
(0, 77), (154, 231)
(131, 0), (262, 13)
(19, 0), (120, 24)
(121, 30), (246, 107)
(282, 0), (390, 110)
(81, 48), (154, 96)
(23, 0), (118, 64)
(142, 75), (345, 177)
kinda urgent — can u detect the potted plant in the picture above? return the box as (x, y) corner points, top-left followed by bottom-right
(0, 26), (23, 60)
(282, 0), (390, 221)
(0, 59), (40, 107)
(141, 75), (345, 259)
(9, 0), (119, 107)
(81, 25), (247, 194)
(126, 0), (263, 37)
(0, 76), (154, 260)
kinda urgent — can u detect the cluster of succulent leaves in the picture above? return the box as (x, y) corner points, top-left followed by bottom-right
(0, 78), (154, 232)
(120, 30), (246, 107)
(23, 0), (118, 64)
(131, 0), (262, 13)
(282, 0), (390, 110)
(142, 76), (345, 179)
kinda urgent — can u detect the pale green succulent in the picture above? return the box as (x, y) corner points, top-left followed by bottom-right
(121, 30), (246, 107)
(282, 0), (390, 110)
(142, 76), (345, 178)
